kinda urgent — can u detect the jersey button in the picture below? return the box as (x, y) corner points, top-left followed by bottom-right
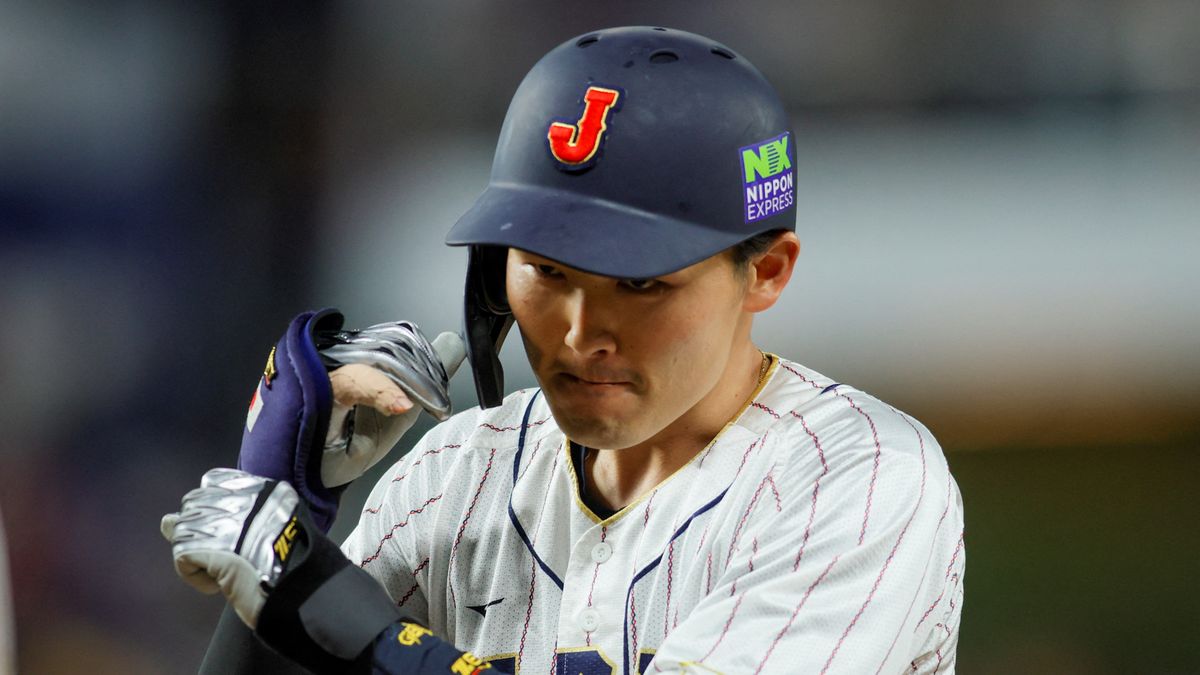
(590, 542), (613, 563)
(579, 608), (600, 633)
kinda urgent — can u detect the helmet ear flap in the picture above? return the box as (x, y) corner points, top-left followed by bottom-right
(477, 246), (510, 314)
(463, 246), (514, 408)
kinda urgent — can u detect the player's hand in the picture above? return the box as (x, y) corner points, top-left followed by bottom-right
(164, 468), (406, 671)
(160, 468), (300, 629)
(237, 309), (466, 533)
(320, 326), (467, 487)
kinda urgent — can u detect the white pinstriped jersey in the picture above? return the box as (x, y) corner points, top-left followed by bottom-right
(342, 357), (965, 674)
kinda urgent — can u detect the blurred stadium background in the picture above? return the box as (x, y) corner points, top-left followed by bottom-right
(1, 1), (1197, 673)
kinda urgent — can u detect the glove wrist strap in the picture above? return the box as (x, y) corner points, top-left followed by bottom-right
(256, 505), (401, 673)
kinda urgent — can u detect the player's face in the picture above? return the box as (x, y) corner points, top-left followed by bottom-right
(506, 248), (751, 450)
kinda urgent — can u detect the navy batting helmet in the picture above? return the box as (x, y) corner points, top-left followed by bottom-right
(446, 26), (797, 408)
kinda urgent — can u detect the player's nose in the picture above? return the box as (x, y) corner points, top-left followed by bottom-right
(561, 287), (618, 357)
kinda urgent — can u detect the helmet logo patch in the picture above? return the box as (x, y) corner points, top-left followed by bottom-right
(547, 85), (621, 170)
(740, 131), (795, 223)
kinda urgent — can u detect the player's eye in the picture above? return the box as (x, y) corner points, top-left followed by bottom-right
(621, 278), (660, 291)
(534, 264), (562, 278)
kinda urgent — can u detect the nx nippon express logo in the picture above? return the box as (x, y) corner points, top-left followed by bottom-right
(740, 132), (794, 223)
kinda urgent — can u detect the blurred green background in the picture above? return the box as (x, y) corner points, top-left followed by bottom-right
(1, 1), (1197, 673)
(951, 445), (1197, 673)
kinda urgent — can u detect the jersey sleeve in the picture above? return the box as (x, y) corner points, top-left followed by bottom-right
(650, 417), (966, 674)
(341, 424), (455, 628)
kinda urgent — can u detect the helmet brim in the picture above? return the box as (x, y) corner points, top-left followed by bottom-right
(446, 182), (754, 280)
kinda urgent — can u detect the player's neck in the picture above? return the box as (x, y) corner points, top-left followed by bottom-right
(584, 339), (767, 511)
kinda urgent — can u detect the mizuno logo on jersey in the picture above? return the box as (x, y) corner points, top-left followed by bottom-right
(466, 597), (505, 616)
(547, 85), (622, 170)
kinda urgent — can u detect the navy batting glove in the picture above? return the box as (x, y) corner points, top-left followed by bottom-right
(239, 309), (344, 532)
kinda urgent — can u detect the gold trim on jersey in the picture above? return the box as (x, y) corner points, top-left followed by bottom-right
(564, 353), (780, 526)
(478, 652), (518, 674)
(553, 645), (619, 673)
(675, 661), (726, 674)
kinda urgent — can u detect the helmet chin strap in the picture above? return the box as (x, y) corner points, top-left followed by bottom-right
(463, 245), (514, 408)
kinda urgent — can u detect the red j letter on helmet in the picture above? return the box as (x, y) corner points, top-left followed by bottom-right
(547, 86), (620, 166)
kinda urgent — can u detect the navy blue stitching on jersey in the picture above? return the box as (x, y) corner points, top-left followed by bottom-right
(622, 485), (731, 675)
(506, 390), (565, 590)
(820, 382), (842, 395)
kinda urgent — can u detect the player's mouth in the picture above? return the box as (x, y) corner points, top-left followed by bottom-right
(561, 373), (630, 386)
(556, 372), (635, 393)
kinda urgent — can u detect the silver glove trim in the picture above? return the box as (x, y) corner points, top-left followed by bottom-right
(170, 468), (300, 587)
(240, 485), (301, 587)
(318, 320), (453, 421)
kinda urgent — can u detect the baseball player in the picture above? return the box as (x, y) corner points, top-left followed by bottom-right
(162, 26), (965, 674)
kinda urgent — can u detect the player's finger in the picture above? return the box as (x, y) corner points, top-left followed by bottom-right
(330, 363), (413, 415)
(432, 332), (467, 379)
(160, 512), (179, 542)
(175, 554), (221, 595)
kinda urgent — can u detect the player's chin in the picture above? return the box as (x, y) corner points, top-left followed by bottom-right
(556, 416), (646, 450)
(544, 382), (644, 445)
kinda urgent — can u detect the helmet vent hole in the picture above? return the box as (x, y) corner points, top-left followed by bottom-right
(710, 47), (735, 60)
(649, 50), (679, 64)
(576, 35), (600, 48)
(653, 27), (668, 31)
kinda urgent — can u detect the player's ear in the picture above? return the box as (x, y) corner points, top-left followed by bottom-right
(742, 232), (800, 313)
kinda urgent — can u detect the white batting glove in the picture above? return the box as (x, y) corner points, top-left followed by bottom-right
(160, 468), (301, 629)
(319, 326), (466, 487)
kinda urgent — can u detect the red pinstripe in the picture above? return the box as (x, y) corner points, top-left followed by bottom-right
(390, 444), (459, 483)
(834, 392), (884, 546)
(733, 435), (765, 479)
(359, 493), (443, 567)
(630, 587), (640, 663)
(780, 362), (822, 390)
(698, 591), (747, 663)
(479, 417), (549, 433)
(447, 448), (498, 611)
(664, 539), (675, 638)
(792, 412), (830, 571)
(643, 490), (657, 527)
(725, 464), (779, 572)
(752, 401), (780, 419)
(730, 537), (759, 596)
(517, 437), (545, 483)
(519, 450), (559, 665)
(693, 522), (711, 555)
(915, 494), (961, 632)
(754, 554), (841, 675)
(362, 444), (459, 514)
(518, 554), (538, 660)
(395, 556), (430, 607)
(821, 409), (929, 675)
(764, 474), (782, 511)
(874, 430), (949, 674)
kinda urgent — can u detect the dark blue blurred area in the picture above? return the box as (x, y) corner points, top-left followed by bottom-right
(1, 1), (1197, 672)
(0, 3), (336, 670)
